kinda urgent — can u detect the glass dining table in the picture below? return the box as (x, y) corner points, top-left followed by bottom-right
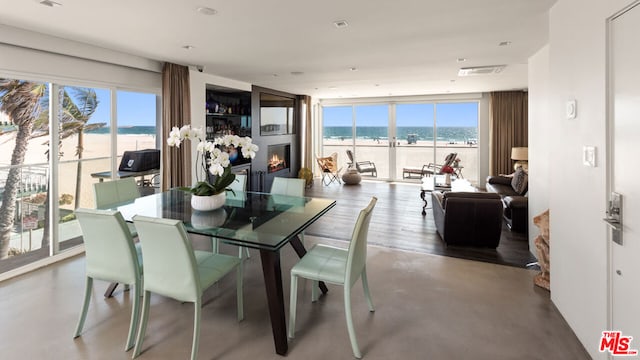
(108, 188), (336, 356)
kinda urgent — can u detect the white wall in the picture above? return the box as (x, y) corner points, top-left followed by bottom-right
(528, 45), (550, 252)
(540, 1), (636, 358)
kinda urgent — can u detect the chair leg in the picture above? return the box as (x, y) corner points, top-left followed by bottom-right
(211, 237), (219, 254)
(361, 268), (375, 312)
(288, 274), (298, 339)
(237, 260), (244, 322)
(125, 281), (142, 351)
(73, 276), (93, 338)
(132, 291), (151, 359)
(191, 300), (201, 360)
(234, 243), (251, 260)
(344, 286), (362, 359)
(311, 280), (319, 302)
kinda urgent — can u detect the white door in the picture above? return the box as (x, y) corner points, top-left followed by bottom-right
(608, 1), (640, 350)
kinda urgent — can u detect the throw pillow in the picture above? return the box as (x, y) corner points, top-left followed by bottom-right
(511, 168), (528, 195)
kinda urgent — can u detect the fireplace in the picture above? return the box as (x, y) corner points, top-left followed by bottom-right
(267, 143), (290, 173)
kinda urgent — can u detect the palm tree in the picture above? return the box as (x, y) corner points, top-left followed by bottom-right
(61, 88), (101, 209)
(0, 80), (46, 259)
(28, 87), (103, 247)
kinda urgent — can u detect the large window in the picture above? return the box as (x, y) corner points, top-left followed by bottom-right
(0, 78), (159, 274)
(321, 100), (479, 184)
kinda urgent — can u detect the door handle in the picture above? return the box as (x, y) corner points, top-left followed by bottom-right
(603, 217), (622, 231)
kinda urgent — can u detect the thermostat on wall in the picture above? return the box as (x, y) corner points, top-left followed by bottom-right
(566, 99), (577, 119)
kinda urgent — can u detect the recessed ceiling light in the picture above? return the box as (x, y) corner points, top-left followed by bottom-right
(333, 20), (349, 28)
(349, 67), (358, 71)
(290, 71), (304, 76)
(457, 58), (467, 63)
(272, 74), (279, 77)
(196, 6), (217, 15)
(374, 84), (380, 87)
(499, 41), (512, 46)
(182, 45), (195, 50)
(40, 0), (62, 7)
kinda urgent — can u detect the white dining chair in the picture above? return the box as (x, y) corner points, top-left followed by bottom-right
(270, 177), (306, 243)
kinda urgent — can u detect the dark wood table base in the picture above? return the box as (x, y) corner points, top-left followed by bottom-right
(260, 235), (328, 355)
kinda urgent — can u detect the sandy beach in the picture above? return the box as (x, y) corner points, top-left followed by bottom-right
(0, 132), (156, 210)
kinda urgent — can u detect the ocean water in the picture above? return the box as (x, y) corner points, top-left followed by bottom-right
(323, 126), (477, 142)
(86, 126), (156, 135)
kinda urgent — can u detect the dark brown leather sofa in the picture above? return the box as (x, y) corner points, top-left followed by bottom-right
(485, 174), (528, 233)
(431, 191), (504, 248)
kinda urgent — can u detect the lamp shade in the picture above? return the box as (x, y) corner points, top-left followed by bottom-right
(511, 147), (528, 161)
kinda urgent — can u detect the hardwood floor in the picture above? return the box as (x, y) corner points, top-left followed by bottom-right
(304, 179), (536, 268)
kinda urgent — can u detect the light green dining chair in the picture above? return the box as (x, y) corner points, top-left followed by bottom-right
(93, 177), (140, 237)
(288, 197), (377, 359)
(211, 173), (251, 259)
(270, 177), (305, 197)
(270, 177), (306, 243)
(228, 173), (247, 193)
(132, 215), (244, 360)
(73, 208), (142, 352)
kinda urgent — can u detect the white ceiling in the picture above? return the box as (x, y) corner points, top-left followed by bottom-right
(0, 0), (556, 99)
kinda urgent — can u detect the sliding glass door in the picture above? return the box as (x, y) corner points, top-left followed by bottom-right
(0, 77), (160, 274)
(322, 100), (479, 184)
(354, 105), (389, 179)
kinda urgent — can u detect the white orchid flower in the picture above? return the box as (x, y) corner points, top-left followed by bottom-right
(204, 141), (215, 153)
(167, 136), (181, 148)
(241, 143), (259, 159)
(216, 151), (231, 167)
(196, 141), (206, 153)
(169, 126), (181, 139)
(179, 125), (191, 139)
(208, 162), (224, 176)
(190, 127), (203, 140)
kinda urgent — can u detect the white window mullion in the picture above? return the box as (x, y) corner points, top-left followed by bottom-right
(48, 83), (60, 256)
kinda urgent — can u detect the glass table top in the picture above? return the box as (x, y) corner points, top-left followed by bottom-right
(112, 189), (336, 251)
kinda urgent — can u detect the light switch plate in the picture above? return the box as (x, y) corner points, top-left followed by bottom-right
(583, 146), (596, 167)
(566, 99), (577, 119)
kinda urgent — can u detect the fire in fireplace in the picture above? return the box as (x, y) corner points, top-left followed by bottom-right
(267, 143), (290, 173)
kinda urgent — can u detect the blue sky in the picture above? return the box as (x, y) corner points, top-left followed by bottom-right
(323, 102), (478, 127)
(89, 89), (157, 126)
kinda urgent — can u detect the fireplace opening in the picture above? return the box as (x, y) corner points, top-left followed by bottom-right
(268, 143), (290, 174)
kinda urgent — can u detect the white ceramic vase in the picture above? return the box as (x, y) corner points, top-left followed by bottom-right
(191, 208), (227, 229)
(191, 192), (226, 211)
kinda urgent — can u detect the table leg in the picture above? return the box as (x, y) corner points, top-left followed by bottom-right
(420, 190), (428, 216)
(104, 282), (118, 298)
(259, 250), (288, 356)
(289, 236), (329, 294)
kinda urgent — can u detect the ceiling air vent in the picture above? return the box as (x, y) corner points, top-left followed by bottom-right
(458, 65), (506, 76)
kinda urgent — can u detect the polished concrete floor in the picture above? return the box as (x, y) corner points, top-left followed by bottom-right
(0, 235), (589, 360)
